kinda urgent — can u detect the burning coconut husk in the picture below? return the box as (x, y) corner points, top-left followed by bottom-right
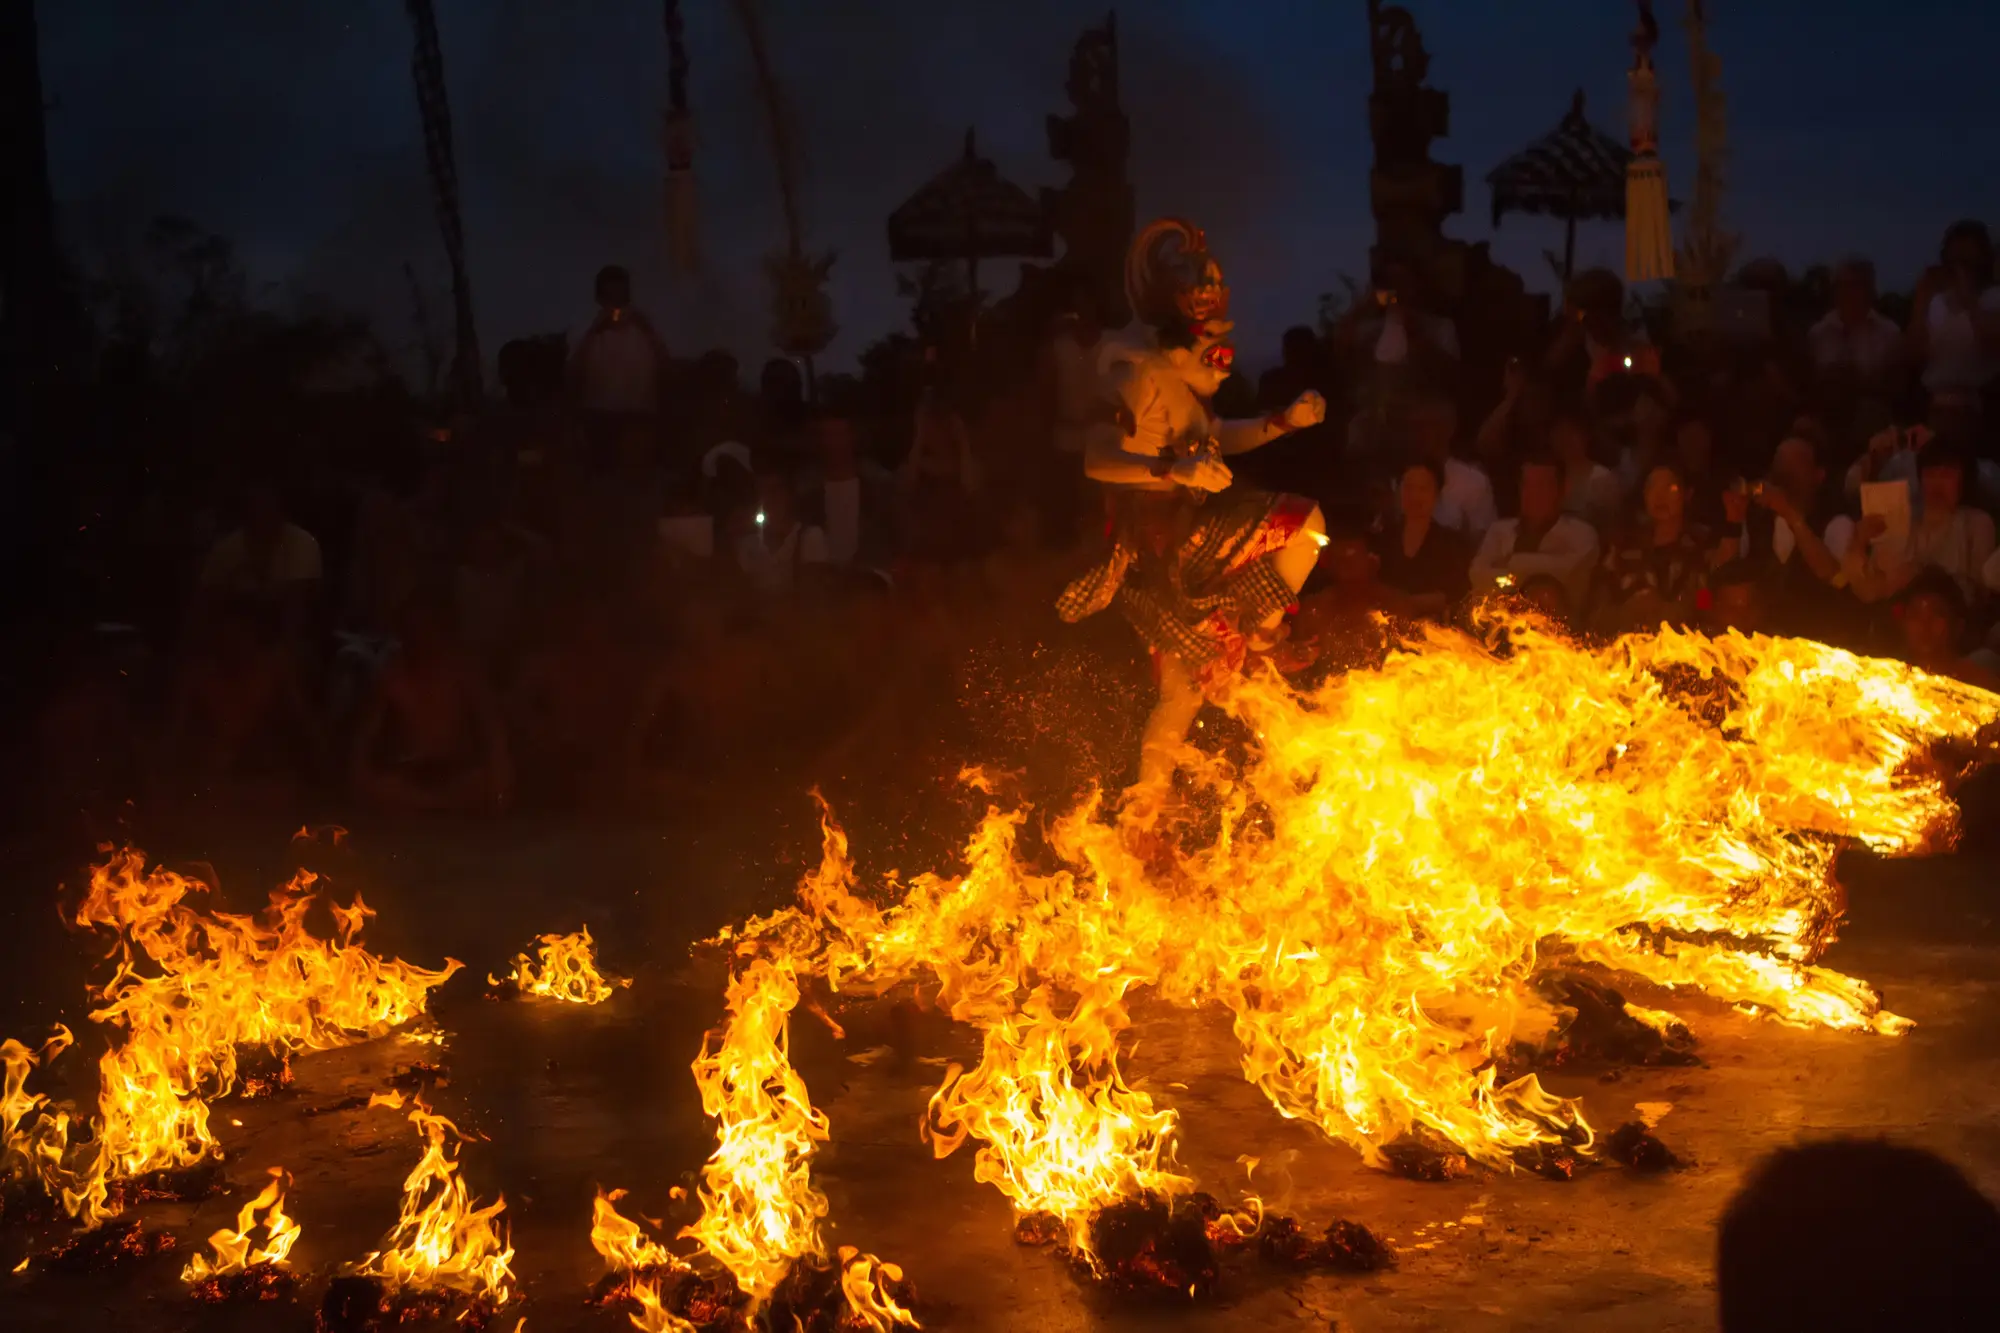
(231, 1044), (295, 1100)
(182, 1166), (301, 1303)
(1076, 1194), (1218, 1300)
(344, 1101), (514, 1323)
(1605, 1120), (1682, 1172)
(487, 925), (629, 1004)
(1256, 1214), (1395, 1273)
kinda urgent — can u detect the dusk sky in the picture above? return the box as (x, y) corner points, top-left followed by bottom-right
(37, 0), (2000, 376)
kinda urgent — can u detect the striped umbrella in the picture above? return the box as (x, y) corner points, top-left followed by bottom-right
(888, 129), (1052, 296)
(1486, 90), (1633, 281)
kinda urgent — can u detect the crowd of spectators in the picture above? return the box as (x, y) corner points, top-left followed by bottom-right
(1238, 220), (2000, 692)
(23, 217), (2000, 831)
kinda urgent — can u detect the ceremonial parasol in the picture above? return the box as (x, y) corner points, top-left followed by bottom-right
(887, 129), (1053, 297)
(1486, 89), (1633, 282)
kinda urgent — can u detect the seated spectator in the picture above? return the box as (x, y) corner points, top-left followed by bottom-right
(737, 464), (830, 598)
(1701, 559), (1769, 636)
(1551, 409), (1622, 534)
(1402, 395), (1495, 539)
(349, 595), (511, 814)
(163, 599), (321, 809)
(1717, 1139), (2000, 1333)
(1895, 569), (2000, 690)
(1720, 432), (1852, 641)
(1843, 440), (1995, 604)
(1596, 463), (1709, 634)
(1470, 454), (1601, 609)
(1808, 257), (1903, 440)
(1374, 458), (1470, 620)
(1843, 420), (1925, 506)
(1669, 409), (1729, 531)
(1594, 371), (1674, 502)
(1472, 362), (1554, 517)
(196, 479), (323, 650)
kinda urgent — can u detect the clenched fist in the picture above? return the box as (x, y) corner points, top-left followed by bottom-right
(1284, 390), (1327, 430)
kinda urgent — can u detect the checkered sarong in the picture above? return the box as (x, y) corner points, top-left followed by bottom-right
(1057, 486), (1314, 674)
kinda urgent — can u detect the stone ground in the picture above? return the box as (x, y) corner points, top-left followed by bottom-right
(0, 784), (1995, 1332)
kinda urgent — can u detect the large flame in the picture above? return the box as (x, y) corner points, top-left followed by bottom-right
(491, 926), (628, 1004)
(355, 1101), (515, 1305)
(180, 1167), (301, 1282)
(2, 850), (459, 1227)
(687, 617), (1996, 1287)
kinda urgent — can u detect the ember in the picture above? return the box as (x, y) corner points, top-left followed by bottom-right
(188, 1260), (297, 1304)
(1257, 1214), (1396, 1273)
(44, 1216), (175, 1273)
(232, 1044), (296, 1099)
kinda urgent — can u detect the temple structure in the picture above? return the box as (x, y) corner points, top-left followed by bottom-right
(1042, 13), (1134, 326)
(1363, 0), (1538, 395)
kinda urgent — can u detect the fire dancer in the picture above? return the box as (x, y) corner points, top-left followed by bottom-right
(1056, 218), (1328, 812)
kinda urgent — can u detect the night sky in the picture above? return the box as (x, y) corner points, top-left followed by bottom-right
(39, 0), (2000, 375)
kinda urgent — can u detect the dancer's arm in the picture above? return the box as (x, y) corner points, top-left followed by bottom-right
(1218, 391), (1326, 455)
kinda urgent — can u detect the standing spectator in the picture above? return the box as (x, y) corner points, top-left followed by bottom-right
(1544, 268), (1657, 399)
(900, 383), (981, 563)
(1258, 325), (1332, 413)
(1595, 463), (1708, 633)
(1473, 360), (1555, 516)
(1035, 278), (1107, 544)
(1908, 220), (2000, 446)
(1470, 454), (1601, 609)
(809, 411), (867, 567)
(569, 265), (668, 464)
(1374, 458), (1470, 619)
(1551, 410), (1623, 534)
(1335, 254), (1460, 464)
(1809, 258), (1903, 439)
(196, 478), (324, 653)
(1404, 395), (1496, 539)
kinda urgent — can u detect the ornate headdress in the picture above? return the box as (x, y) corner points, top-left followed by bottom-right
(1125, 218), (1234, 371)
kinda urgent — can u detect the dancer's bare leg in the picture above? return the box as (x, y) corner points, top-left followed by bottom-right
(1125, 652), (1204, 820)
(1253, 504), (1327, 641)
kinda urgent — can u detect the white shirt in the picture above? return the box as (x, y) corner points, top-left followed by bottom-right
(1902, 507), (1996, 598)
(200, 523), (322, 592)
(1470, 515), (1600, 609)
(576, 318), (660, 414)
(1809, 309), (1902, 379)
(737, 522), (828, 596)
(1434, 458), (1496, 539)
(1737, 514), (1853, 566)
(821, 476), (861, 566)
(1921, 289), (2000, 395)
